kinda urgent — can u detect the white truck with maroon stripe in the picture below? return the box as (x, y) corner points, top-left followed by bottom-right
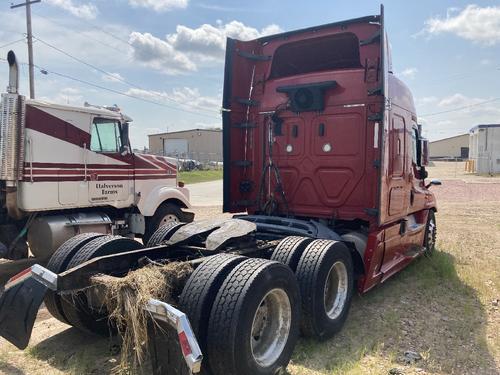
(0, 51), (192, 261)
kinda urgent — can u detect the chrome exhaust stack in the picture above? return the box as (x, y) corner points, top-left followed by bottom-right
(1, 51), (26, 219)
(7, 50), (19, 94)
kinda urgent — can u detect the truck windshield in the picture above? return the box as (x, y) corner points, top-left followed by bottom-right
(269, 33), (362, 79)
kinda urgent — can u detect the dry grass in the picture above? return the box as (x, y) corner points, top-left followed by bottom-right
(0, 166), (499, 375)
(287, 166), (500, 375)
(91, 262), (192, 371)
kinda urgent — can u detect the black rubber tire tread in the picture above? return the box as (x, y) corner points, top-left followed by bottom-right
(271, 236), (314, 271)
(295, 239), (354, 340)
(61, 236), (143, 335)
(143, 202), (186, 245)
(179, 253), (246, 369)
(146, 221), (184, 247)
(207, 258), (300, 375)
(424, 210), (437, 256)
(44, 233), (106, 324)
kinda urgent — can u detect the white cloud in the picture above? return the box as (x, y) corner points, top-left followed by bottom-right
(166, 20), (282, 59)
(126, 87), (220, 113)
(415, 96), (438, 106)
(418, 93), (500, 140)
(102, 72), (125, 83)
(40, 87), (83, 106)
(422, 5), (500, 45)
(46, 0), (98, 20)
(399, 67), (418, 79)
(480, 59), (492, 65)
(128, 0), (188, 12)
(129, 32), (196, 74)
(437, 93), (500, 116)
(129, 20), (282, 74)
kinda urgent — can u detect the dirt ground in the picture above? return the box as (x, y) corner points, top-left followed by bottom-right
(0, 161), (498, 375)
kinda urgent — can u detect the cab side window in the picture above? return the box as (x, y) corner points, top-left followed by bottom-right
(90, 118), (122, 153)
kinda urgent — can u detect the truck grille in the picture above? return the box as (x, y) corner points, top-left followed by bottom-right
(0, 93), (25, 182)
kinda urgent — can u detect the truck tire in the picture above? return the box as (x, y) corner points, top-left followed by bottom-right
(143, 202), (186, 245)
(270, 236), (313, 271)
(295, 239), (354, 340)
(146, 221), (184, 247)
(44, 233), (106, 324)
(179, 253), (246, 371)
(423, 210), (437, 256)
(61, 236), (143, 335)
(207, 259), (300, 375)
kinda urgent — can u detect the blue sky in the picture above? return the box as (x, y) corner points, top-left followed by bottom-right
(0, 0), (499, 148)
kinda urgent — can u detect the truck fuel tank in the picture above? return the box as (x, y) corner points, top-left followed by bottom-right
(27, 213), (112, 258)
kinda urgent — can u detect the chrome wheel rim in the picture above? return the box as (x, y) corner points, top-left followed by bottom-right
(324, 261), (348, 320)
(160, 214), (179, 227)
(427, 217), (436, 251)
(250, 288), (291, 367)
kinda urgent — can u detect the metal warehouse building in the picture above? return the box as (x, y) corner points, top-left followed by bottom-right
(148, 129), (223, 162)
(469, 124), (500, 174)
(429, 133), (469, 160)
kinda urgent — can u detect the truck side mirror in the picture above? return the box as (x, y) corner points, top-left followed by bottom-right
(120, 122), (131, 155)
(417, 166), (428, 180)
(425, 179), (442, 188)
(421, 139), (430, 166)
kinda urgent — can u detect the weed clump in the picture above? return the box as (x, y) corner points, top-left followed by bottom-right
(91, 262), (193, 371)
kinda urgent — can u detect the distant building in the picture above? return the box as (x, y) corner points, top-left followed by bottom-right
(148, 129), (222, 162)
(429, 134), (469, 160)
(469, 124), (500, 174)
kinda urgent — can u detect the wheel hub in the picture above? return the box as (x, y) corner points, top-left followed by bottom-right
(160, 214), (179, 227)
(250, 288), (291, 367)
(323, 261), (348, 320)
(427, 218), (436, 250)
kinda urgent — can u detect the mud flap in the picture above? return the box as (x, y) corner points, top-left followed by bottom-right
(148, 321), (191, 375)
(0, 265), (57, 349)
(0, 277), (47, 349)
(145, 299), (203, 374)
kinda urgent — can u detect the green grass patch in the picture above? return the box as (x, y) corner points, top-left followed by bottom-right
(178, 169), (222, 184)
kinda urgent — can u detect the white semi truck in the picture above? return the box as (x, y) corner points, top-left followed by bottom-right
(0, 51), (193, 261)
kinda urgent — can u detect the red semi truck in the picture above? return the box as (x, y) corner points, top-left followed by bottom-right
(0, 6), (441, 375)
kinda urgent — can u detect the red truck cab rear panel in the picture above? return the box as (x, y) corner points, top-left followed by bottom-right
(223, 14), (384, 224)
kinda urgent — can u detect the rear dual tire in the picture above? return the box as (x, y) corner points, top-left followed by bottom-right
(60, 236), (143, 335)
(180, 256), (300, 375)
(272, 237), (354, 340)
(44, 233), (106, 324)
(207, 259), (300, 375)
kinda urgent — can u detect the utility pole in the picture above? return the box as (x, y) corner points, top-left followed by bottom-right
(11, 0), (41, 99)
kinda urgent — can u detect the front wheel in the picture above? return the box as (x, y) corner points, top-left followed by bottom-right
(143, 203), (187, 245)
(423, 210), (437, 256)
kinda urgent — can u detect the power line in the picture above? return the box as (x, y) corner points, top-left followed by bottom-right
(31, 12), (129, 54)
(420, 97), (500, 117)
(32, 35), (220, 115)
(0, 38), (25, 49)
(0, 58), (220, 120)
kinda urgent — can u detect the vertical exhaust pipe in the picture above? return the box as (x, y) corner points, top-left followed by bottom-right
(7, 50), (19, 94)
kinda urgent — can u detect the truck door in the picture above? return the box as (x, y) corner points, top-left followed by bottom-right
(86, 117), (134, 206)
(380, 110), (413, 275)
